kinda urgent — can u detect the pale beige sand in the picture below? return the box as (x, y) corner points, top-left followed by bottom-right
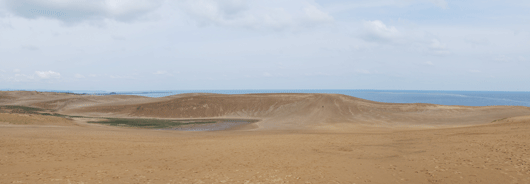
(0, 113), (74, 126)
(1, 116), (530, 183)
(1, 91), (530, 183)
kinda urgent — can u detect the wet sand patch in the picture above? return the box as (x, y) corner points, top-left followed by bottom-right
(86, 117), (259, 131)
(166, 120), (256, 131)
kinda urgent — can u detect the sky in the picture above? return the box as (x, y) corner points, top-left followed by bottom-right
(0, 0), (529, 91)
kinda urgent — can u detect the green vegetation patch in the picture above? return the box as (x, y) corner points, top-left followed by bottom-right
(88, 118), (216, 129)
(491, 118), (508, 123)
(0, 105), (252, 130)
(38, 113), (85, 118)
(0, 105), (44, 114)
(0, 106), (87, 119)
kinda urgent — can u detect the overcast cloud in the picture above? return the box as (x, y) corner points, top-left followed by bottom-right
(0, 0), (529, 91)
(1, 0), (164, 23)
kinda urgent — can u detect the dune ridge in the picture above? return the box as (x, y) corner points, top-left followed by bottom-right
(2, 91), (529, 130)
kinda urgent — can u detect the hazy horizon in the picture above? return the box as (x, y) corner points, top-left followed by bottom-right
(3, 89), (530, 93)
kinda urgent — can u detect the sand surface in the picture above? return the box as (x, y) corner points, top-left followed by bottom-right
(1, 91), (530, 183)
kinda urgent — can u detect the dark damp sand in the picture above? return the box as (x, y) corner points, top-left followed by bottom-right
(164, 121), (255, 131)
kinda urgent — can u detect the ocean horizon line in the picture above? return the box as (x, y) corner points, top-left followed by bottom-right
(3, 89), (530, 107)
(2, 89), (530, 93)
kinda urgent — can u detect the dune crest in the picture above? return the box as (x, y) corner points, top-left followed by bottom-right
(2, 91), (529, 130)
(15, 92), (522, 130)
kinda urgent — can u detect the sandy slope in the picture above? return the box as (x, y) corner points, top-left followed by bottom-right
(0, 113), (74, 126)
(58, 93), (530, 130)
(1, 91), (530, 183)
(1, 116), (530, 183)
(3, 91), (529, 129)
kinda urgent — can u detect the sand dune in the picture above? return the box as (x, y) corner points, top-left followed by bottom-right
(1, 91), (530, 183)
(0, 113), (74, 126)
(53, 93), (530, 130)
(3, 91), (530, 130)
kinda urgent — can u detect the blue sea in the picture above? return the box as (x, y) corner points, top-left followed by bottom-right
(4, 89), (529, 107)
(37, 89), (529, 107)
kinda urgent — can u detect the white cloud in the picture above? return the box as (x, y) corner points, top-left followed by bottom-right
(179, 0), (333, 30)
(111, 35), (126, 41)
(424, 61), (434, 66)
(355, 69), (371, 74)
(361, 20), (399, 43)
(11, 73), (35, 81)
(302, 5), (334, 25)
(35, 70), (61, 79)
(154, 70), (168, 75)
(464, 37), (489, 46)
(2, 0), (334, 30)
(1, 0), (164, 23)
(154, 70), (173, 76)
(428, 39), (450, 56)
(180, 0), (247, 24)
(304, 72), (332, 76)
(21, 45), (39, 51)
(263, 72), (272, 77)
(429, 39), (446, 49)
(109, 75), (133, 79)
(74, 74), (85, 78)
(429, 0), (448, 9)
(0, 19), (13, 29)
(469, 69), (480, 73)
(493, 55), (511, 62)
(13, 69), (20, 72)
